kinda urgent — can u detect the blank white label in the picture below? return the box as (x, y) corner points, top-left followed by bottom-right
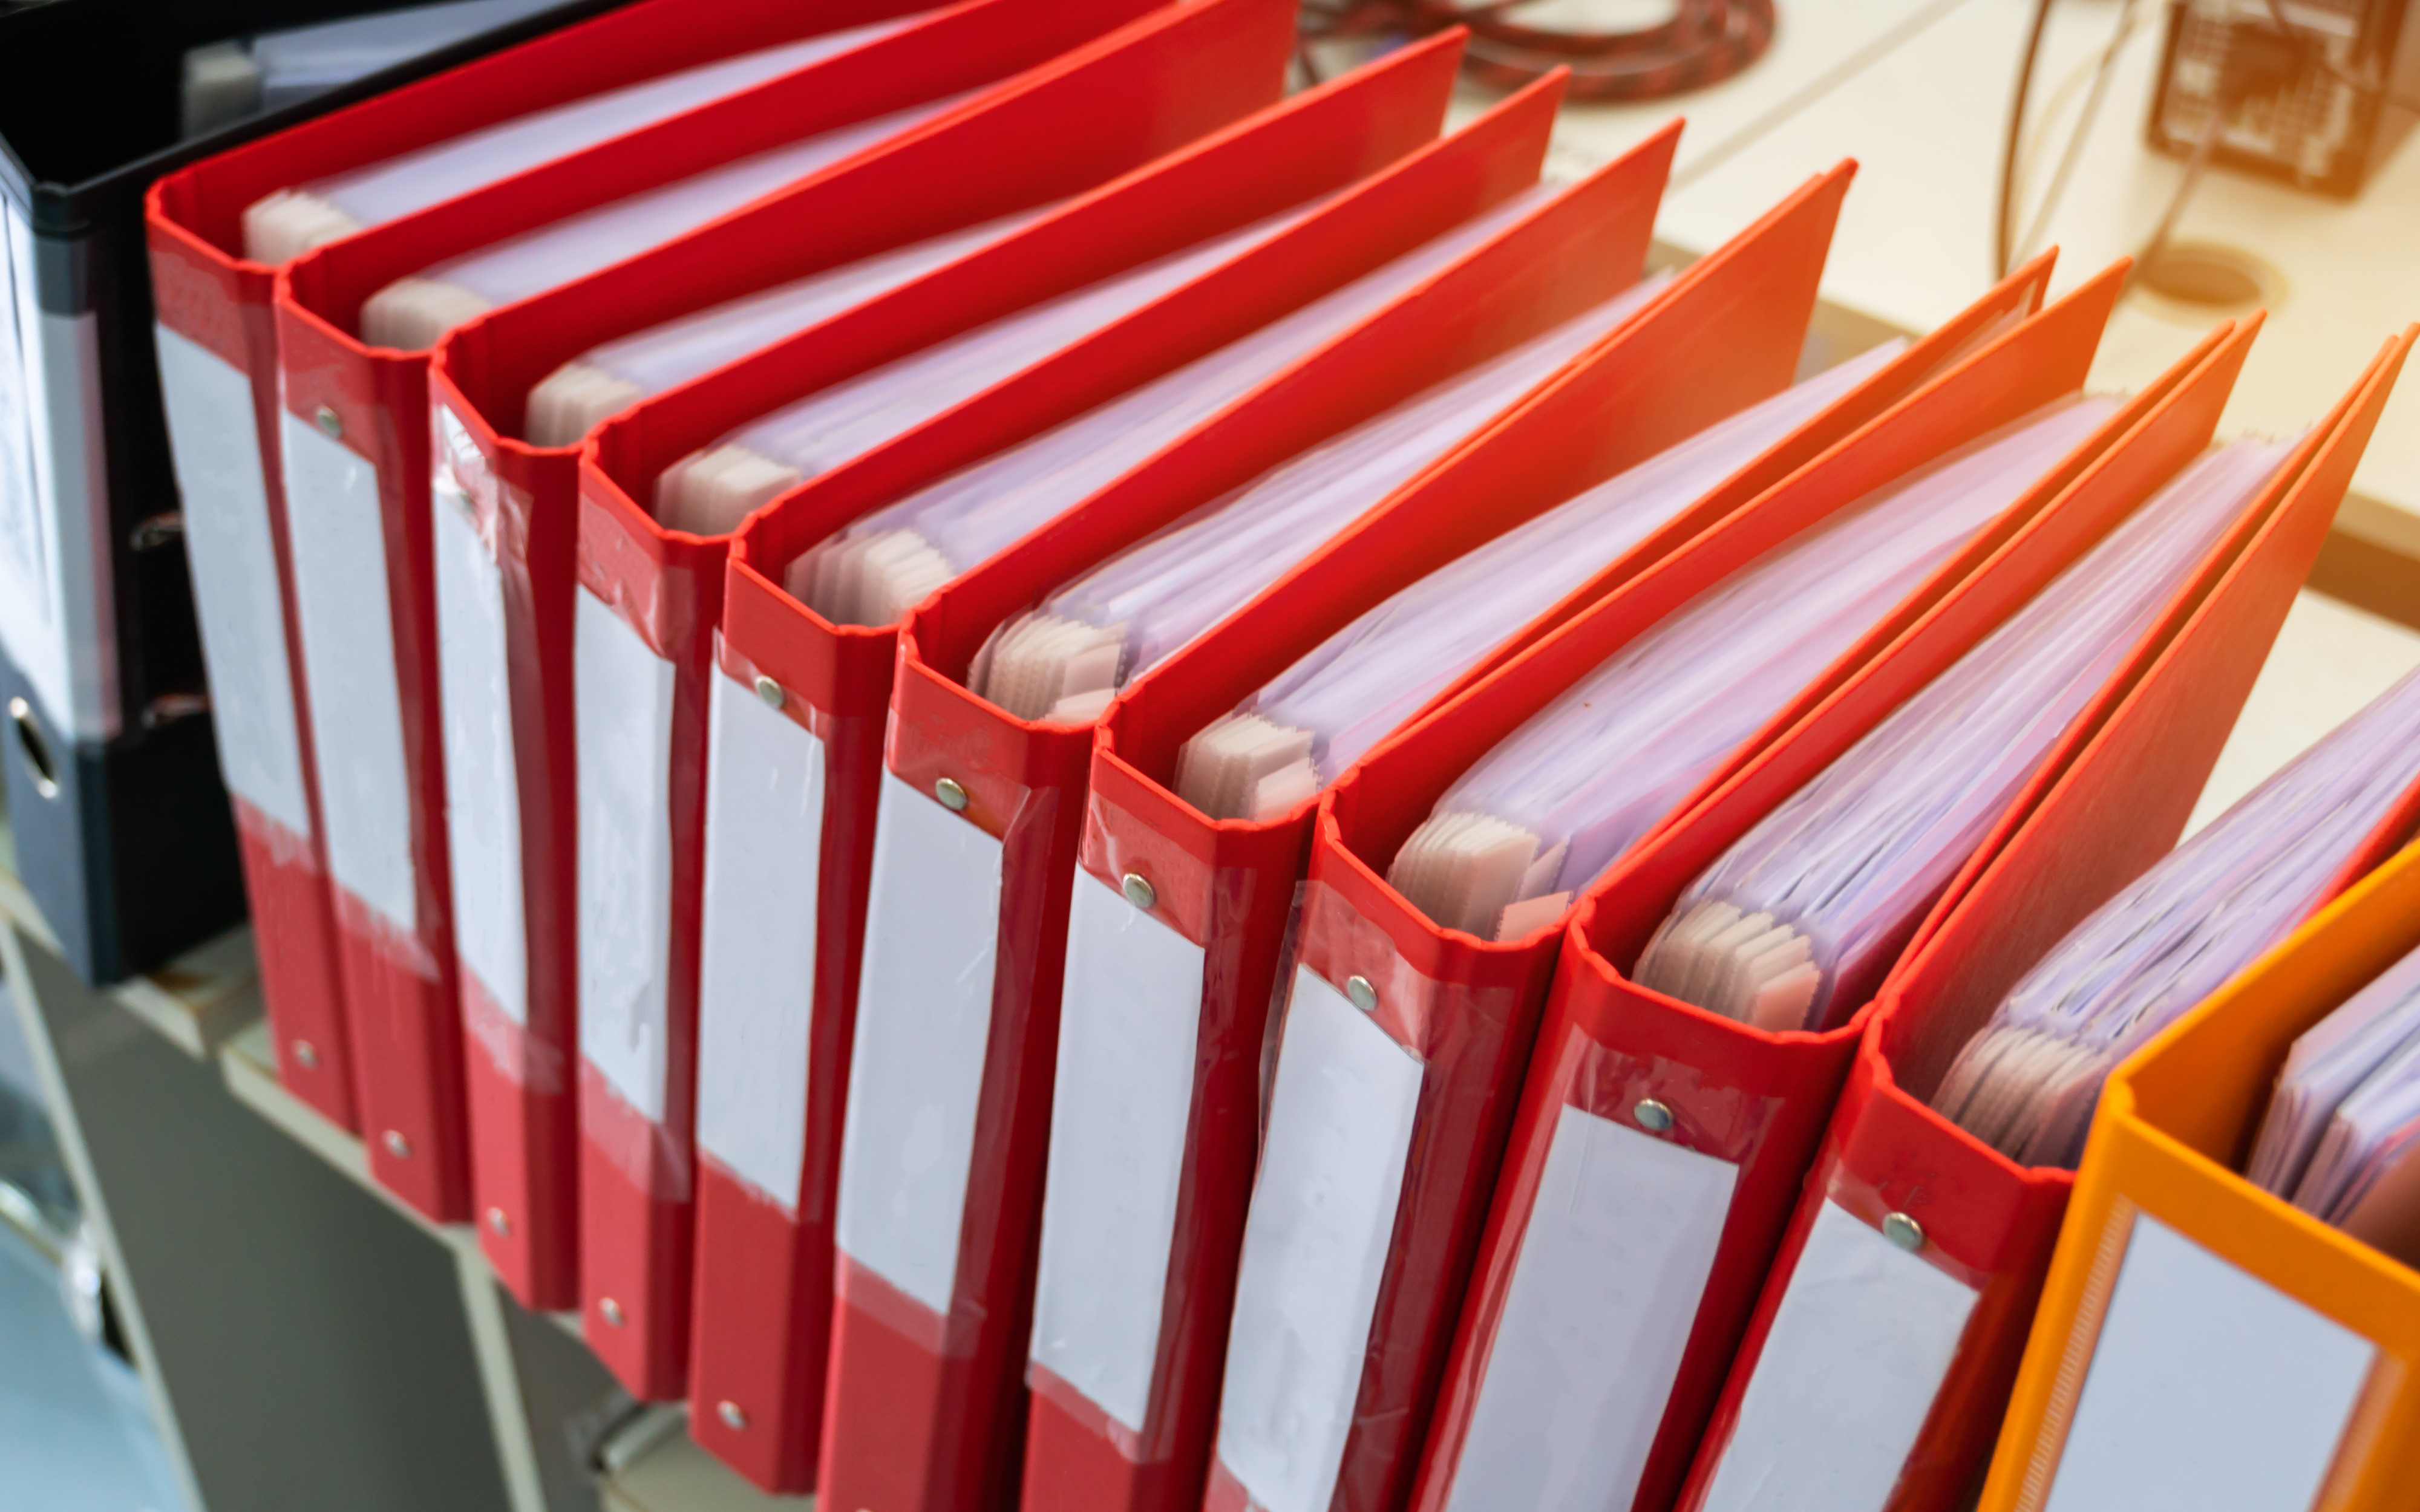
(283, 413), (416, 931)
(575, 588), (677, 1124)
(1216, 967), (1424, 1512)
(1030, 872), (1209, 1434)
(1696, 1199), (1981, 1512)
(0, 206), (114, 742)
(693, 666), (826, 1208)
(433, 479), (525, 1023)
(1443, 1102), (1737, 1512)
(834, 771), (1004, 1315)
(154, 324), (310, 838)
(2042, 1215), (2373, 1512)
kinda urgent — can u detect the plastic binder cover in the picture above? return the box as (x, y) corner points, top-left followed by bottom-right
(140, 0), (943, 1026)
(267, 0), (1187, 1305)
(7, 0), (599, 986)
(422, 0), (1287, 1344)
(1672, 330), (2419, 1512)
(571, 17), (1463, 1409)
(1040, 161), (1914, 1512)
(1981, 838), (2420, 1512)
(834, 112), (1686, 1512)
(263, 5), (1058, 1237)
(1206, 262), (2137, 1512)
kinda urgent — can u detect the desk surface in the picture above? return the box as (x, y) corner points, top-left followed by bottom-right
(1522, 0), (2420, 538)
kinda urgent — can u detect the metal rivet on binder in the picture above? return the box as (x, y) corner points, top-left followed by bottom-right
(718, 1401), (748, 1431)
(1634, 1099), (1675, 1133)
(486, 1208), (511, 1237)
(753, 675), (785, 711)
(599, 1297), (626, 1327)
(1346, 975), (1379, 1013)
(935, 777), (969, 811)
(315, 405), (342, 440)
(291, 1040), (318, 1069)
(1883, 1211), (1926, 1252)
(8, 697), (59, 801)
(382, 1130), (411, 1159)
(1121, 873), (1156, 910)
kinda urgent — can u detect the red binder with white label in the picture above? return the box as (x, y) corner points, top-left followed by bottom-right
(1670, 329), (2416, 1512)
(1198, 264), (2197, 1512)
(1035, 161), (1952, 1512)
(413, 0), (1286, 1322)
(145, 0), (962, 1136)
(572, 26), (1486, 1409)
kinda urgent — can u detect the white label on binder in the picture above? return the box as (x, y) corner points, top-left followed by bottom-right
(575, 588), (677, 1123)
(694, 665), (826, 1208)
(283, 413), (416, 931)
(0, 205), (115, 742)
(154, 324), (310, 838)
(834, 771), (1004, 1314)
(1696, 1199), (1980, 1512)
(1216, 967), (1424, 1512)
(1444, 1101), (1736, 1512)
(1030, 872), (1208, 1433)
(433, 481), (524, 1022)
(2042, 1215), (2373, 1512)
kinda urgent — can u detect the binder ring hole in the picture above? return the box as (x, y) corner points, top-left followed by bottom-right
(1883, 1212), (1926, 1252)
(717, 1400), (747, 1430)
(1121, 873), (1156, 910)
(290, 1040), (318, 1069)
(935, 777), (969, 812)
(1345, 975), (1379, 1014)
(315, 405), (343, 440)
(9, 698), (59, 800)
(1634, 1098), (1675, 1133)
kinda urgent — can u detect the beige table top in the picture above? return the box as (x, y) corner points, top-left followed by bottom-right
(1520, 0), (2420, 541)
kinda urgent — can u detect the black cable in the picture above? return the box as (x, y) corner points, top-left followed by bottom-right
(2130, 106), (2223, 292)
(1995, 0), (2058, 280)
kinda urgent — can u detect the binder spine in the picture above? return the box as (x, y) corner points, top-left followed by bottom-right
(1206, 859), (1555, 1512)
(571, 470), (722, 1399)
(275, 304), (469, 1223)
(684, 570), (891, 1490)
(1679, 1048), (2062, 1512)
(819, 646), (1091, 1512)
(146, 222), (358, 1128)
(1411, 951), (1861, 1512)
(433, 400), (582, 1308)
(1019, 761), (1307, 1512)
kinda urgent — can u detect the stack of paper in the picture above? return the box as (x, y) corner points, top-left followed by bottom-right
(522, 207), (1044, 445)
(768, 186), (1592, 624)
(1633, 440), (2290, 1033)
(968, 270), (1674, 723)
(356, 96), (958, 351)
(1936, 664), (2420, 1168)
(240, 17), (909, 260)
(1385, 398), (2119, 942)
(2249, 944), (2420, 1260)
(1174, 340), (1909, 821)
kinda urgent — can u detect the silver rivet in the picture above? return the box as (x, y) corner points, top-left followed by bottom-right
(315, 404), (342, 440)
(486, 1207), (511, 1237)
(292, 1039), (318, 1069)
(1882, 1212), (1925, 1252)
(1121, 872), (1156, 910)
(717, 1400), (747, 1430)
(599, 1297), (625, 1327)
(935, 777), (969, 812)
(753, 674), (785, 710)
(1345, 974), (1378, 1013)
(382, 1130), (411, 1158)
(1634, 1099), (1675, 1133)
